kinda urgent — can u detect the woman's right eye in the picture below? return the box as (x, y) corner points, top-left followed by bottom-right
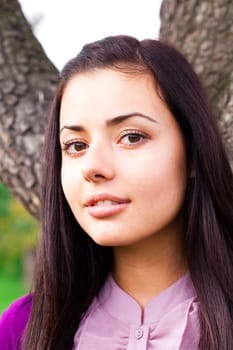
(62, 140), (88, 156)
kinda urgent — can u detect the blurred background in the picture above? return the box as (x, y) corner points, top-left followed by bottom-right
(0, 0), (162, 313)
(0, 183), (38, 312)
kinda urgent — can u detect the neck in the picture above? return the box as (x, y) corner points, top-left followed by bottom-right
(112, 225), (187, 309)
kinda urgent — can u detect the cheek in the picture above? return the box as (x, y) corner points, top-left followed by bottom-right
(61, 162), (81, 208)
(156, 149), (187, 213)
(126, 142), (187, 208)
(125, 144), (186, 187)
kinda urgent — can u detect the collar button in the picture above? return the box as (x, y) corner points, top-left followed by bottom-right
(135, 328), (144, 339)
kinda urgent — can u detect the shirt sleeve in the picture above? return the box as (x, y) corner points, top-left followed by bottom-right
(0, 295), (32, 350)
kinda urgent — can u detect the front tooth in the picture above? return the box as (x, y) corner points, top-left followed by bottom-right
(96, 200), (115, 206)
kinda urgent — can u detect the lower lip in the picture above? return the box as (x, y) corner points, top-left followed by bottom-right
(87, 202), (129, 218)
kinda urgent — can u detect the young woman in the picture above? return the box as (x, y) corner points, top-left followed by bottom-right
(0, 35), (233, 350)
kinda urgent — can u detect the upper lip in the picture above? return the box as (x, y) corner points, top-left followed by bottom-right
(84, 193), (130, 207)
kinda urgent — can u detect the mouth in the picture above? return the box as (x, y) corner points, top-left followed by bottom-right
(85, 193), (130, 207)
(91, 199), (122, 207)
(84, 194), (130, 218)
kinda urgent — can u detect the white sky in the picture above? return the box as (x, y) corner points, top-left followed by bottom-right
(19, 0), (162, 70)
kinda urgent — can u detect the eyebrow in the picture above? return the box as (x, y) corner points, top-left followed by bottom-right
(60, 113), (158, 134)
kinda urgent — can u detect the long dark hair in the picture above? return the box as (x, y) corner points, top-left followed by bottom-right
(24, 36), (233, 349)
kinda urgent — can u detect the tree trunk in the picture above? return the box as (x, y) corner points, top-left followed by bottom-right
(160, 0), (233, 166)
(0, 0), (58, 218)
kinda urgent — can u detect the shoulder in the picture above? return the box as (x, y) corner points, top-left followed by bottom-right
(0, 294), (32, 350)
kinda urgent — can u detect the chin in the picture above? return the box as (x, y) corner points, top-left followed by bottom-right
(91, 236), (121, 247)
(90, 233), (140, 248)
(87, 231), (126, 247)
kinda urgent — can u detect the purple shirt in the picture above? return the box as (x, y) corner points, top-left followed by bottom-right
(0, 273), (199, 349)
(0, 294), (32, 349)
(73, 273), (200, 349)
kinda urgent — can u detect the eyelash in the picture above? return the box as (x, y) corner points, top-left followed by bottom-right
(62, 139), (88, 156)
(61, 129), (148, 156)
(118, 129), (148, 146)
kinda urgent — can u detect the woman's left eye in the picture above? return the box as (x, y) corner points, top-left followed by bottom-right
(119, 131), (147, 145)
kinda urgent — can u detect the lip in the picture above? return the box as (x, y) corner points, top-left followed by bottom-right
(84, 193), (130, 218)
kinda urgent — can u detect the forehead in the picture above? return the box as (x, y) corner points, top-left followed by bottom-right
(59, 68), (176, 132)
(60, 68), (165, 122)
(62, 68), (156, 97)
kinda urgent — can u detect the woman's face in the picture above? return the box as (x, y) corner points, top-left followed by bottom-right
(59, 68), (187, 247)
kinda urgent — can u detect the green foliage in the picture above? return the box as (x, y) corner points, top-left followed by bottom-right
(0, 183), (39, 277)
(0, 272), (27, 313)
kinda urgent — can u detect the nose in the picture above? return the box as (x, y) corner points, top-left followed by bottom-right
(81, 140), (115, 183)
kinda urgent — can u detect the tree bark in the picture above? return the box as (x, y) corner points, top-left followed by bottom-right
(0, 0), (58, 218)
(160, 0), (233, 166)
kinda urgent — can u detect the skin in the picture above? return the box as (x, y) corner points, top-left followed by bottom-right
(59, 68), (188, 307)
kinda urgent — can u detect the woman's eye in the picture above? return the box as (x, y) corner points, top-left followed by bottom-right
(62, 140), (88, 155)
(120, 131), (147, 145)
